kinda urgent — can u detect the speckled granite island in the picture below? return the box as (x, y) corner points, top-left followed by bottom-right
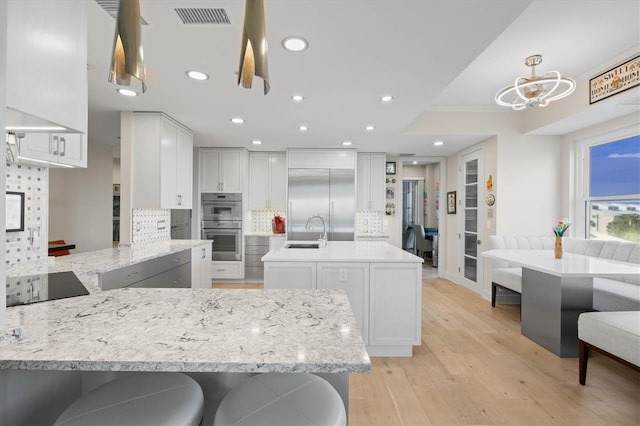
(1, 242), (370, 425)
(263, 240), (424, 357)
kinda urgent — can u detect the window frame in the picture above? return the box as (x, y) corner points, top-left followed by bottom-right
(575, 124), (640, 240)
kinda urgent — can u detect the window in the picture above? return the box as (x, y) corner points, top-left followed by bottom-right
(581, 133), (640, 242)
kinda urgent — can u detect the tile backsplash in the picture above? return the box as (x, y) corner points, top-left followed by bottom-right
(5, 163), (48, 265)
(251, 209), (286, 233)
(132, 208), (171, 244)
(356, 211), (383, 234)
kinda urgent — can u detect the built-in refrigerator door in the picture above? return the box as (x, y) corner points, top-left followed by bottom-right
(288, 169), (330, 241)
(330, 169), (355, 241)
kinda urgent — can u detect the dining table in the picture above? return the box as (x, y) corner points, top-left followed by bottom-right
(482, 249), (640, 357)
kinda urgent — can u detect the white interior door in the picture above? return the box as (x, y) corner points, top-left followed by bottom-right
(458, 149), (484, 293)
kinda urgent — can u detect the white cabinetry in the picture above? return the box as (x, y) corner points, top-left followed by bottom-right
(7, 0), (88, 134)
(17, 133), (87, 168)
(211, 261), (243, 279)
(191, 245), (212, 289)
(132, 113), (193, 209)
(369, 263), (421, 350)
(200, 149), (243, 193)
(317, 263), (370, 344)
(264, 262), (316, 290)
(287, 149), (356, 169)
(249, 152), (286, 210)
(357, 153), (386, 210)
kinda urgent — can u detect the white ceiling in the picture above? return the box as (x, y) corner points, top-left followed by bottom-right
(87, 0), (640, 158)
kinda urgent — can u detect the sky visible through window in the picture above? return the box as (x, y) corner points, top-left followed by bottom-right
(590, 135), (640, 197)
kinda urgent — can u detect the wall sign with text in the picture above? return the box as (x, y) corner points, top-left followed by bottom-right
(589, 55), (640, 104)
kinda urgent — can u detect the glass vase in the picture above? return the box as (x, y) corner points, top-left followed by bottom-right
(555, 236), (563, 259)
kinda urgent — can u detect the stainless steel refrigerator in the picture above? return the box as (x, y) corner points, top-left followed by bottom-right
(287, 168), (355, 241)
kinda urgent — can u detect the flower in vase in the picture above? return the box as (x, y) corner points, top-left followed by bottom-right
(553, 219), (572, 237)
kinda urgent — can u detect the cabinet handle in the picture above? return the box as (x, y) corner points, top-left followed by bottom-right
(52, 135), (59, 155)
(216, 268), (225, 272)
(59, 137), (66, 157)
(177, 194), (182, 205)
(201, 248), (206, 259)
(127, 271), (139, 277)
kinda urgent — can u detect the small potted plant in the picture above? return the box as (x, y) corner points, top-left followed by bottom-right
(553, 219), (571, 259)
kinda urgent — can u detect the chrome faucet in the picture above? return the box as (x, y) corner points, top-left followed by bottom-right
(305, 215), (327, 246)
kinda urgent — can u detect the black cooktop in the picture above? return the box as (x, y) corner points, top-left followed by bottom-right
(6, 271), (89, 307)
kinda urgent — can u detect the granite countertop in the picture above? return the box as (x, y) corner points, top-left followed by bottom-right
(262, 241), (423, 263)
(0, 288), (371, 374)
(7, 240), (210, 294)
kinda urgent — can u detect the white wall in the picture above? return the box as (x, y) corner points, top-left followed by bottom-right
(49, 139), (113, 253)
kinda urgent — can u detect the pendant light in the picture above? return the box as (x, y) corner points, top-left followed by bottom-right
(238, 0), (270, 95)
(108, 0), (147, 94)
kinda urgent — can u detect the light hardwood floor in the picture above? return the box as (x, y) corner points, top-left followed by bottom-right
(212, 278), (640, 425)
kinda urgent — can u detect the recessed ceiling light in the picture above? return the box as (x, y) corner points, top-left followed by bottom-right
(413, 161), (418, 165)
(342, 141), (352, 146)
(291, 94), (304, 102)
(282, 36), (308, 52)
(380, 95), (393, 102)
(365, 125), (375, 131)
(117, 88), (138, 97)
(230, 117), (245, 124)
(299, 125), (308, 131)
(252, 140), (262, 145)
(186, 70), (209, 81)
(433, 141), (444, 146)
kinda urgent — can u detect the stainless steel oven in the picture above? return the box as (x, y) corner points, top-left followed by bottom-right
(202, 193), (242, 221)
(202, 221), (242, 261)
(201, 193), (243, 261)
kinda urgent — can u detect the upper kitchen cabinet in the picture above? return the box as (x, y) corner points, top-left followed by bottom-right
(17, 132), (87, 168)
(131, 113), (193, 209)
(200, 149), (243, 193)
(249, 152), (286, 210)
(6, 0), (88, 134)
(357, 153), (386, 210)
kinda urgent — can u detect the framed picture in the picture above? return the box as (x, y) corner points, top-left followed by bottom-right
(446, 191), (456, 214)
(385, 161), (396, 175)
(6, 191), (25, 232)
(589, 55), (640, 104)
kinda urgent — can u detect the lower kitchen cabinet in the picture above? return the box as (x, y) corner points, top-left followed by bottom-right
(317, 263), (369, 344)
(211, 261), (242, 279)
(191, 245), (212, 289)
(244, 236), (270, 281)
(264, 262), (316, 290)
(99, 249), (192, 290)
(369, 263), (421, 348)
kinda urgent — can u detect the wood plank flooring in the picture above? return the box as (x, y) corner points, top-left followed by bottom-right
(212, 278), (640, 425)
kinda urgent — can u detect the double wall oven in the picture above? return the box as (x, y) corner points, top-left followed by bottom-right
(201, 193), (242, 261)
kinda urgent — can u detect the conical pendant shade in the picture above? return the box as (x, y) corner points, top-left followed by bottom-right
(238, 0), (270, 95)
(108, 0), (146, 93)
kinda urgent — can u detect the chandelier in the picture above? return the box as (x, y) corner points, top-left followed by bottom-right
(495, 55), (575, 110)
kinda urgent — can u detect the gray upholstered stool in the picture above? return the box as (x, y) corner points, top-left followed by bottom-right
(214, 373), (346, 426)
(54, 372), (204, 426)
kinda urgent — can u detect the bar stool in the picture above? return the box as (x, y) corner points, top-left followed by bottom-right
(214, 373), (346, 426)
(54, 373), (204, 426)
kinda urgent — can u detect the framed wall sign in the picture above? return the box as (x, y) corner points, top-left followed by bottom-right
(6, 191), (25, 232)
(589, 55), (640, 104)
(385, 161), (396, 175)
(446, 191), (456, 214)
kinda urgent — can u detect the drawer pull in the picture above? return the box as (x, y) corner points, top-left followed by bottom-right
(127, 271), (139, 277)
(216, 268), (225, 272)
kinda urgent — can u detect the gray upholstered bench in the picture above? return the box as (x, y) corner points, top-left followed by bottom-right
(214, 373), (346, 426)
(54, 373), (204, 425)
(578, 311), (640, 385)
(489, 236), (640, 311)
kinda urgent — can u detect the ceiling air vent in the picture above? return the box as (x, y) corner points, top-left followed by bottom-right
(174, 8), (231, 25)
(95, 0), (149, 25)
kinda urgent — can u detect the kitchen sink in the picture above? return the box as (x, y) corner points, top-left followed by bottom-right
(286, 243), (320, 249)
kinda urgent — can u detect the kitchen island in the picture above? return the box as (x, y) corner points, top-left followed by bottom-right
(0, 287), (369, 424)
(263, 240), (424, 356)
